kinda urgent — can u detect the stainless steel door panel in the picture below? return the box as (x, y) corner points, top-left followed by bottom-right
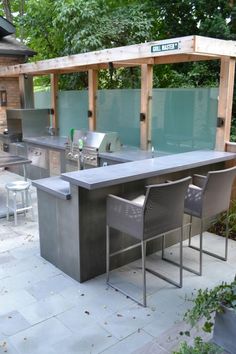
(27, 146), (48, 169)
(49, 150), (61, 176)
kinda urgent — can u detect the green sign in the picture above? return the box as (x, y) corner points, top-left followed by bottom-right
(151, 42), (179, 53)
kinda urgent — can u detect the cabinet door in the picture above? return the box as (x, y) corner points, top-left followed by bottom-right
(49, 150), (61, 176)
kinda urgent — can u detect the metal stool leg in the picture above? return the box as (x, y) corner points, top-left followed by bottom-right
(180, 226), (183, 287)
(21, 191), (26, 216)
(6, 189), (9, 221)
(106, 225), (110, 284)
(106, 227), (147, 307)
(188, 214), (193, 246)
(13, 191), (17, 226)
(141, 240), (147, 307)
(162, 223), (201, 277)
(189, 213), (228, 264)
(199, 219), (203, 276)
(161, 234), (165, 260)
(25, 188), (29, 209)
(225, 210), (229, 260)
(27, 189), (34, 221)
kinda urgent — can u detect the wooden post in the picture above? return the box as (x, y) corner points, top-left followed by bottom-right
(19, 74), (34, 108)
(50, 73), (58, 129)
(88, 69), (98, 131)
(215, 57), (235, 151)
(140, 64), (153, 150)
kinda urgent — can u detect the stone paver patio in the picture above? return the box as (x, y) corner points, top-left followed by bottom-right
(0, 170), (235, 353)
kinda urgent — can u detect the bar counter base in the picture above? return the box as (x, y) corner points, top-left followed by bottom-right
(36, 160), (229, 282)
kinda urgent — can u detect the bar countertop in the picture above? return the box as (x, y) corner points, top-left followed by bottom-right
(99, 145), (167, 162)
(32, 176), (71, 200)
(23, 136), (67, 150)
(0, 151), (31, 167)
(61, 150), (236, 190)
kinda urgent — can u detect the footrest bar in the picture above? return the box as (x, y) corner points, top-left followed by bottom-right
(145, 267), (181, 288)
(162, 257), (201, 276)
(106, 281), (145, 307)
(189, 245), (226, 261)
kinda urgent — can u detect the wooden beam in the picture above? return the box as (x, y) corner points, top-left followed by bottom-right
(195, 36), (236, 57)
(55, 62), (138, 75)
(88, 69), (98, 131)
(140, 64), (153, 150)
(215, 57), (235, 151)
(50, 73), (58, 129)
(0, 36), (196, 77)
(1, 35), (236, 77)
(154, 53), (219, 65)
(115, 58), (155, 66)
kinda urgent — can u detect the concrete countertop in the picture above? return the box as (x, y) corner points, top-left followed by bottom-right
(32, 176), (71, 200)
(99, 145), (168, 162)
(61, 150), (236, 190)
(0, 151), (31, 167)
(23, 136), (67, 150)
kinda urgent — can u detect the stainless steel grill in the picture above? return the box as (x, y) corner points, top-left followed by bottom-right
(65, 130), (121, 169)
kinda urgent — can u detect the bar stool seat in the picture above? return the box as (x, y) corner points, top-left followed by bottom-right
(6, 180), (34, 225)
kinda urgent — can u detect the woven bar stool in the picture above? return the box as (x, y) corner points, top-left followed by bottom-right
(6, 181), (34, 226)
(106, 176), (191, 307)
(183, 166), (236, 276)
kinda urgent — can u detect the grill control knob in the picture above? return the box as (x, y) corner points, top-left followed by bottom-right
(67, 152), (73, 158)
(74, 154), (79, 159)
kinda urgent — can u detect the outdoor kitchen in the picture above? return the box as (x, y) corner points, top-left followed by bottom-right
(0, 32), (236, 287)
(0, 5), (236, 351)
(4, 2), (236, 354)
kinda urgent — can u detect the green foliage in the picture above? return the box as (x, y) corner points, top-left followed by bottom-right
(14, 0), (160, 89)
(208, 200), (236, 240)
(54, 0), (156, 54)
(148, 0), (232, 39)
(17, 0), (64, 60)
(0, 0), (235, 92)
(173, 336), (222, 354)
(231, 118), (236, 142)
(184, 279), (236, 332)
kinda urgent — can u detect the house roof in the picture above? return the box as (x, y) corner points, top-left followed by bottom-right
(0, 16), (15, 38)
(0, 35), (36, 58)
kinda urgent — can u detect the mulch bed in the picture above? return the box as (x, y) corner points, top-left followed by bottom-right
(208, 223), (236, 241)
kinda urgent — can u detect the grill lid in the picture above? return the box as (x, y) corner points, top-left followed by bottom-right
(72, 130), (121, 153)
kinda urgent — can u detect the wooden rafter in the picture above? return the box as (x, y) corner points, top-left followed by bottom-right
(0, 35), (235, 77)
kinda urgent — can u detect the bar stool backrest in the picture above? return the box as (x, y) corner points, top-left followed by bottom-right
(202, 166), (236, 218)
(143, 176), (191, 240)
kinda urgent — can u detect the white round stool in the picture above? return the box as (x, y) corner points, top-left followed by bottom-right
(5, 181), (34, 226)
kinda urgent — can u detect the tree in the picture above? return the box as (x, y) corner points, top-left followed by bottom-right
(0, 0), (235, 90)
(1, 0), (13, 22)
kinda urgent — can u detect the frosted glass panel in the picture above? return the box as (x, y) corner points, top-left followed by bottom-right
(35, 90), (88, 137)
(34, 91), (51, 108)
(35, 88), (218, 150)
(58, 91), (88, 136)
(97, 89), (140, 147)
(152, 88), (218, 153)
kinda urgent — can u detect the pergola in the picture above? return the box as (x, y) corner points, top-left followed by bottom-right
(0, 35), (235, 151)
